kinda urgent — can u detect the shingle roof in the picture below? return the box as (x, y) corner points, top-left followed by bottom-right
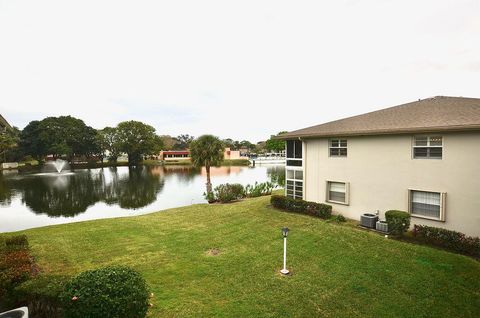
(278, 96), (480, 139)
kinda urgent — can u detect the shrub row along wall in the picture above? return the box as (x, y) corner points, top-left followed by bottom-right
(0, 235), (37, 301)
(270, 195), (332, 219)
(413, 225), (480, 257)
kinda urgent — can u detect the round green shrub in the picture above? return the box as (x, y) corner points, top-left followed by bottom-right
(61, 265), (149, 318)
(385, 210), (410, 235)
(335, 214), (346, 223)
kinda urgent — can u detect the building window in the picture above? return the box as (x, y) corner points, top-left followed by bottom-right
(409, 190), (445, 221)
(329, 139), (347, 157)
(413, 136), (442, 159)
(286, 140), (302, 167)
(286, 169), (303, 199)
(326, 181), (349, 204)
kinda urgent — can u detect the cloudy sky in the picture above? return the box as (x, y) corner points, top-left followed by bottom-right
(0, 0), (479, 142)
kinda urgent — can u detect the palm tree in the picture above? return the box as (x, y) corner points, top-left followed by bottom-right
(190, 135), (224, 197)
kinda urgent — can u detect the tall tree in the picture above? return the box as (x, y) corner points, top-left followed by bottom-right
(19, 116), (97, 162)
(159, 135), (176, 151)
(97, 127), (121, 163)
(173, 134), (194, 150)
(115, 121), (162, 165)
(0, 127), (20, 162)
(265, 131), (288, 152)
(189, 135), (224, 196)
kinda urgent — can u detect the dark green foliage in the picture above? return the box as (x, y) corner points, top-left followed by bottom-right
(173, 134), (194, 150)
(413, 225), (480, 257)
(335, 214), (346, 223)
(190, 135), (224, 194)
(14, 275), (69, 318)
(211, 183), (245, 203)
(270, 195), (332, 219)
(206, 182), (275, 203)
(265, 131), (288, 152)
(61, 265), (149, 318)
(19, 116), (99, 162)
(245, 181), (274, 198)
(0, 126), (20, 163)
(0, 235), (36, 299)
(385, 210), (410, 235)
(116, 121), (163, 165)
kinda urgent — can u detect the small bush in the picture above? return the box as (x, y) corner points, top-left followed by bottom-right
(210, 183), (245, 203)
(413, 225), (480, 257)
(270, 195), (332, 219)
(14, 275), (70, 318)
(385, 210), (410, 235)
(335, 214), (346, 223)
(245, 182), (274, 198)
(61, 265), (149, 318)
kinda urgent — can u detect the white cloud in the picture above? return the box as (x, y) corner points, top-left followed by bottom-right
(0, 0), (479, 141)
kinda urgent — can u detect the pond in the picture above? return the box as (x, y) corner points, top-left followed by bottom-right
(0, 165), (285, 232)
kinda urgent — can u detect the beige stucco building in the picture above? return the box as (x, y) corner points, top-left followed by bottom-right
(279, 96), (480, 237)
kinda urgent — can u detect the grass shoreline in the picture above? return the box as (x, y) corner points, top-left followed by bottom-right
(3, 196), (480, 317)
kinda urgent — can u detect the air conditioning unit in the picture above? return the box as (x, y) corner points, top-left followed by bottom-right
(376, 220), (389, 233)
(360, 213), (378, 228)
(0, 307), (28, 318)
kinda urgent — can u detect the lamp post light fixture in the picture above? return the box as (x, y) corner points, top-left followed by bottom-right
(280, 227), (290, 275)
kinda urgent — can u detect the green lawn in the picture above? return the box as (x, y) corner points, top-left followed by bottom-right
(12, 196), (480, 317)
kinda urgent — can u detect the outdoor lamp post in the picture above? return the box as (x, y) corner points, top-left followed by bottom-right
(280, 227), (289, 275)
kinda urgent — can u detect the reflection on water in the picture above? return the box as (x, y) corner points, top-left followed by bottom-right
(0, 165), (284, 232)
(4, 167), (164, 217)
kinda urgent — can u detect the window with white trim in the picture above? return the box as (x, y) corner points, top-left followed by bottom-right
(286, 169), (303, 199)
(286, 140), (302, 166)
(326, 181), (349, 204)
(409, 190), (445, 221)
(413, 136), (442, 159)
(329, 139), (347, 157)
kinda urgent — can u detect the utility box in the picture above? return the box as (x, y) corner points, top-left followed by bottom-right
(376, 220), (389, 233)
(1, 162), (18, 169)
(360, 213), (378, 228)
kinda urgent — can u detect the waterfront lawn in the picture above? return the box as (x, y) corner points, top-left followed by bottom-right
(12, 196), (480, 317)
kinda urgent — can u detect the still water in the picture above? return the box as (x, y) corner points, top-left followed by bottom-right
(0, 165), (285, 232)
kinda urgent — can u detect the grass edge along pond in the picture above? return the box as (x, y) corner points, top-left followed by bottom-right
(7, 195), (480, 317)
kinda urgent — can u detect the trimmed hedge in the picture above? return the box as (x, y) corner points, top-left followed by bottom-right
(270, 195), (332, 219)
(61, 265), (149, 318)
(0, 235), (37, 299)
(13, 275), (69, 318)
(385, 210), (410, 235)
(413, 225), (480, 257)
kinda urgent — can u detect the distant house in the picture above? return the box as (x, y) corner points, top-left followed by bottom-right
(0, 114), (12, 132)
(278, 96), (480, 237)
(223, 148), (248, 160)
(159, 150), (191, 162)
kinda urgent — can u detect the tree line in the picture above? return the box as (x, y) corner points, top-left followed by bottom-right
(0, 115), (286, 166)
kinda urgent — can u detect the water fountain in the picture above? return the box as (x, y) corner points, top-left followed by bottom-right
(44, 159), (71, 174)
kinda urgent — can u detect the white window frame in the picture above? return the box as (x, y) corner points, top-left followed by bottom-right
(286, 140), (303, 167)
(329, 139), (348, 157)
(412, 136), (443, 159)
(326, 181), (350, 205)
(286, 168), (304, 200)
(408, 189), (446, 221)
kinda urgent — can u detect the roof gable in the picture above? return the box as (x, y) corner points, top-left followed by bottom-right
(279, 96), (480, 139)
